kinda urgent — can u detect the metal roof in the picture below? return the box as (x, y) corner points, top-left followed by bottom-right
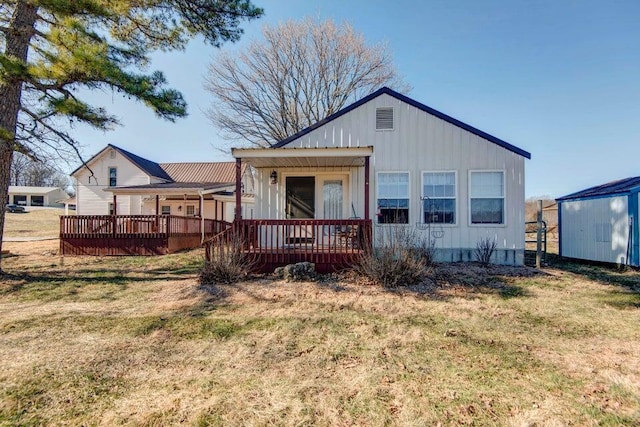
(159, 162), (243, 184)
(556, 176), (640, 201)
(271, 87), (531, 159)
(8, 186), (66, 194)
(70, 144), (173, 181)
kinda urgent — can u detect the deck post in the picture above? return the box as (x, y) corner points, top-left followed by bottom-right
(112, 195), (117, 236)
(155, 195), (159, 231)
(235, 158), (242, 221)
(364, 156), (370, 220)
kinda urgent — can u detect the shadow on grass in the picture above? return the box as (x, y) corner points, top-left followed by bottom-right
(547, 253), (640, 309)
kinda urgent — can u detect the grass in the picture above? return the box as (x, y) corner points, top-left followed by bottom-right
(3, 207), (64, 238)
(0, 242), (639, 425)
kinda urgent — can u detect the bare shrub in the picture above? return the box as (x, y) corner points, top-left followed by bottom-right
(200, 233), (256, 285)
(475, 237), (497, 267)
(355, 226), (431, 288)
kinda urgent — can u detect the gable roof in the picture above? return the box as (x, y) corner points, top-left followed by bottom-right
(272, 87), (531, 159)
(71, 145), (246, 186)
(71, 144), (173, 181)
(556, 176), (640, 201)
(160, 162), (244, 184)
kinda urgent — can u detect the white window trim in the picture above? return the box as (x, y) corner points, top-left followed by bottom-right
(421, 170), (458, 227)
(376, 170), (411, 225)
(468, 169), (507, 227)
(108, 166), (117, 187)
(375, 107), (394, 131)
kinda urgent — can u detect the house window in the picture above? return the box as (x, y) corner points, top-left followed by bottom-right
(186, 205), (195, 216)
(108, 167), (117, 187)
(376, 107), (394, 130)
(470, 171), (505, 224)
(108, 202), (115, 215)
(377, 172), (409, 224)
(161, 205), (170, 215)
(422, 172), (456, 224)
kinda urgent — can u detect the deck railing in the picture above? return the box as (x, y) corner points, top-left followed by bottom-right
(60, 215), (229, 238)
(203, 219), (373, 271)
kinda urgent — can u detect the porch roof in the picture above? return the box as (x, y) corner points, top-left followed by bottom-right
(103, 182), (233, 196)
(231, 146), (373, 168)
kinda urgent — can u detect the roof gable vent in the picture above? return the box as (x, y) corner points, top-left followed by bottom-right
(376, 107), (394, 130)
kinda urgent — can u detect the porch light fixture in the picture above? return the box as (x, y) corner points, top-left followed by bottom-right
(270, 170), (278, 185)
(178, 206), (182, 212)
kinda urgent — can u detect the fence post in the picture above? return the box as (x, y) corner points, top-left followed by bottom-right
(536, 200), (542, 268)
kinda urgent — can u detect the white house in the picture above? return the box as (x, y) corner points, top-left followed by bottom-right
(232, 87), (531, 267)
(71, 144), (254, 221)
(8, 186), (69, 207)
(557, 176), (640, 266)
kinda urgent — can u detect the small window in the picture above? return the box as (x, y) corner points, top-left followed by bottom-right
(470, 171), (504, 224)
(377, 172), (409, 224)
(108, 202), (115, 215)
(186, 205), (195, 216)
(161, 205), (171, 215)
(108, 167), (117, 187)
(423, 172), (456, 224)
(376, 107), (394, 130)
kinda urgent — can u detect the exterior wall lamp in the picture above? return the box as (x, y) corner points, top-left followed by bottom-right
(270, 170), (278, 185)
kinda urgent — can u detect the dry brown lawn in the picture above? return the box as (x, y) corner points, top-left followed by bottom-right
(3, 207), (64, 238)
(0, 242), (639, 426)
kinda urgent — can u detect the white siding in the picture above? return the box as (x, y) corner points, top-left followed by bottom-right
(561, 196), (630, 264)
(75, 149), (151, 215)
(253, 93), (526, 262)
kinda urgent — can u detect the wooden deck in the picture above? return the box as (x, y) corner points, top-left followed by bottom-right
(60, 215), (230, 256)
(205, 219), (372, 273)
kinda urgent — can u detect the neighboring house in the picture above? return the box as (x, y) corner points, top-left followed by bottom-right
(8, 186), (68, 207)
(557, 177), (640, 266)
(231, 87), (531, 270)
(71, 144), (254, 221)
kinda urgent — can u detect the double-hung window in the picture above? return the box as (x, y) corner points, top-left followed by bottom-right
(161, 205), (171, 215)
(108, 167), (117, 187)
(470, 171), (505, 224)
(377, 172), (409, 224)
(422, 172), (456, 224)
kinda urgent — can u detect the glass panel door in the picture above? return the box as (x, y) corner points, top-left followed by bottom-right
(286, 176), (315, 218)
(323, 180), (343, 219)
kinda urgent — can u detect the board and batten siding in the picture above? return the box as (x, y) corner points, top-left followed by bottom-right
(75, 149), (150, 215)
(560, 196), (630, 264)
(255, 93), (526, 264)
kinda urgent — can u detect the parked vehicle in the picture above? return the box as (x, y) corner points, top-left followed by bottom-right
(6, 204), (26, 213)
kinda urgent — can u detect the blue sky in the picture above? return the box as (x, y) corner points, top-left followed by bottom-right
(71, 0), (640, 198)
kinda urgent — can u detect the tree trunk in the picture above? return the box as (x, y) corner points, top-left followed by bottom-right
(0, 1), (38, 273)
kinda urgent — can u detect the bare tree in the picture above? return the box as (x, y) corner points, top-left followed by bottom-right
(10, 153), (70, 188)
(10, 152), (30, 186)
(206, 18), (409, 148)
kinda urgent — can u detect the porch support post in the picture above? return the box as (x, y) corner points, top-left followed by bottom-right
(235, 158), (242, 221)
(214, 199), (218, 220)
(364, 156), (370, 220)
(199, 192), (205, 243)
(113, 194), (117, 215)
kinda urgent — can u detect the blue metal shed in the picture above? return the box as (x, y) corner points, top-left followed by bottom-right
(556, 177), (640, 266)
